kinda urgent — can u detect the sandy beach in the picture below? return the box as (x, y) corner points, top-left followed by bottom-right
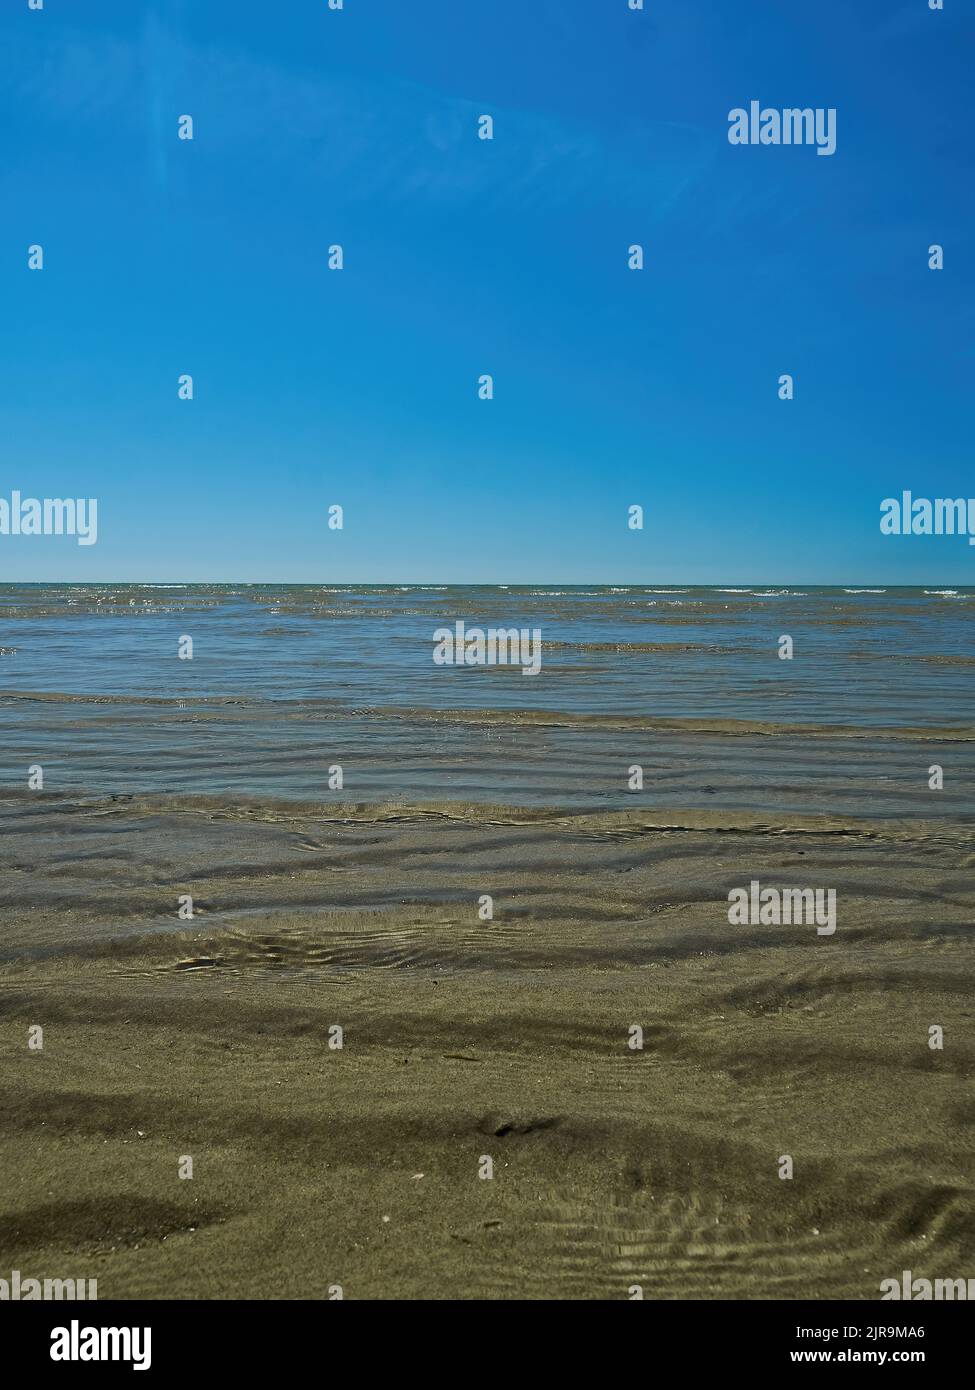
(2, 789), (972, 1299)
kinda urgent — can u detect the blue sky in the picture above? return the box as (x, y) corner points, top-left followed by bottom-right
(1, 0), (972, 583)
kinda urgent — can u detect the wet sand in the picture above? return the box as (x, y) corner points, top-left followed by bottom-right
(1, 792), (972, 1299)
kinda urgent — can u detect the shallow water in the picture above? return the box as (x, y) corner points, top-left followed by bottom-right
(2, 583), (973, 815)
(2, 587), (973, 1301)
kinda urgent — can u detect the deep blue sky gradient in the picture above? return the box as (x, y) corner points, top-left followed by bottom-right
(1, 0), (972, 582)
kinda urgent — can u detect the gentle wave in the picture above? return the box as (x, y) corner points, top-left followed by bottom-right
(5, 689), (971, 742)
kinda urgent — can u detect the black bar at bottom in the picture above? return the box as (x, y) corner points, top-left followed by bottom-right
(2, 1298), (966, 1374)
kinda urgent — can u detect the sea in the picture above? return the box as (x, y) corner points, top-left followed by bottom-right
(1, 583), (973, 820)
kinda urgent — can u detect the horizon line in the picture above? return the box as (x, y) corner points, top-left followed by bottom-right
(0, 580), (970, 589)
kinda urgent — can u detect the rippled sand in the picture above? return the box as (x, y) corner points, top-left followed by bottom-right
(1, 792), (972, 1299)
